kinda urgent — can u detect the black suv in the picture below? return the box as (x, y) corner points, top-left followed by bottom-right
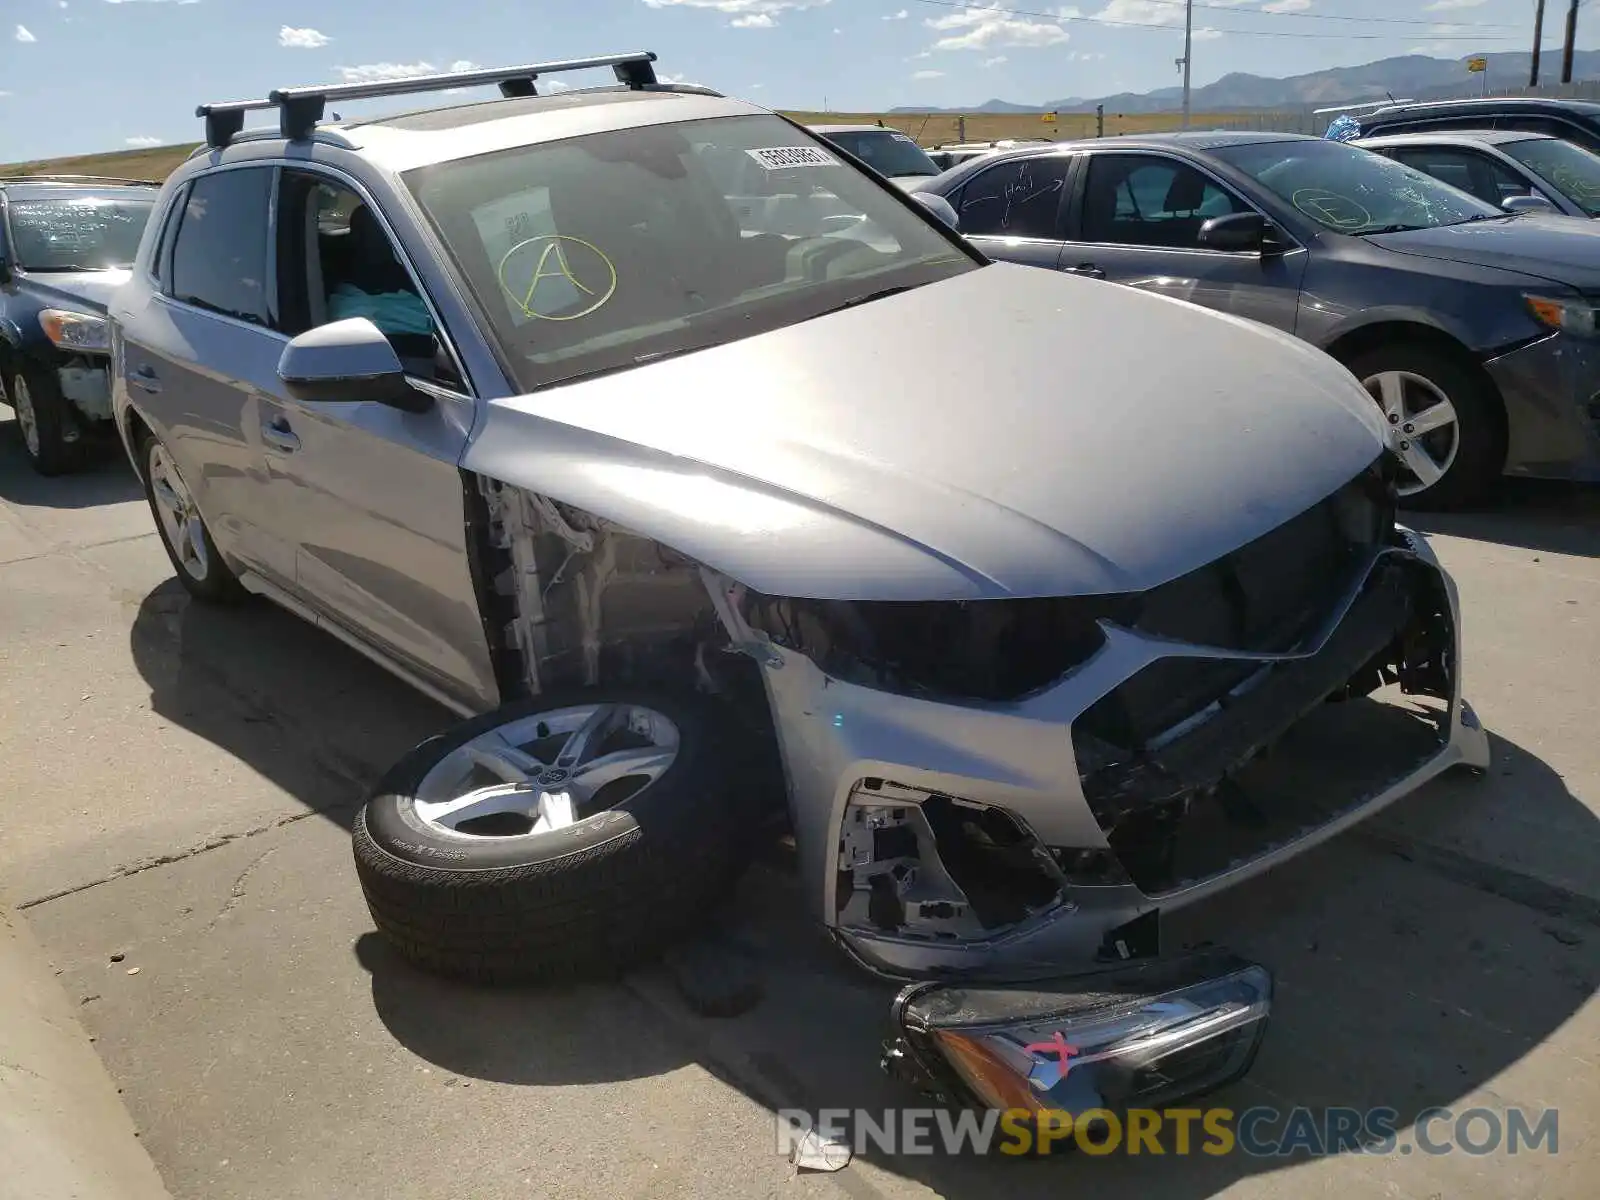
(1356, 97), (1600, 154)
(1, 175), (158, 474)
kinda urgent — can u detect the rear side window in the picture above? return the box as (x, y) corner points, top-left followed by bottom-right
(954, 156), (1072, 239)
(170, 168), (273, 326)
(149, 185), (187, 287)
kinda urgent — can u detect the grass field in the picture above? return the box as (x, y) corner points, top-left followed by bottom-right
(1, 109), (1243, 182)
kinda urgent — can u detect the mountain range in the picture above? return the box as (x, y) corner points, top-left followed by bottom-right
(891, 50), (1600, 115)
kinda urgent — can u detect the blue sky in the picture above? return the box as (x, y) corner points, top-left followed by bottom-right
(2, 0), (1596, 161)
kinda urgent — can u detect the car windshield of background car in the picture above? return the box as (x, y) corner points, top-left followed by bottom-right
(404, 114), (975, 390)
(8, 198), (154, 271)
(1500, 137), (1600, 217)
(822, 130), (942, 178)
(1211, 139), (1500, 234)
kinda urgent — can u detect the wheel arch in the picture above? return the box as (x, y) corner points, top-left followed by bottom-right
(121, 404), (155, 481)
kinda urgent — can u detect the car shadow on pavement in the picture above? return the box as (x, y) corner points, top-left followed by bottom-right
(353, 730), (1598, 1200)
(0, 416), (143, 509)
(1406, 478), (1600, 558)
(128, 580), (455, 828)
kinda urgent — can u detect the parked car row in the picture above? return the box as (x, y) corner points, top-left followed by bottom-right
(6, 59), (1585, 1137)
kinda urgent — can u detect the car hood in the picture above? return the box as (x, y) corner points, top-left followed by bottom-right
(19, 269), (131, 315)
(1365, 215), (1600, 289)
(464, 262), (1388, 602)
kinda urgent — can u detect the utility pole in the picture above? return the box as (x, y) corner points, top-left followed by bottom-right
(1531, 0), (1545, 86)
(1562, 0), (1579, 83)
(1180, 0), (1194, 129)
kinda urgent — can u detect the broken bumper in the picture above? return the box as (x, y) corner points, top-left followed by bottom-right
(57, 360), (113, 423)
(751, 527), (1489, 981)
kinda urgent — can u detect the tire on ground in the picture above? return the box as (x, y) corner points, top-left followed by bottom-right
(353, 687), (754, 984)
(10, 364), (84, 476)
(1344, 342), (1505, 512)
(135, 429), (248, 604)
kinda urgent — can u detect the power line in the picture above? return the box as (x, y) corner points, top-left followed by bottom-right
(909, 0), (1525, 40)
(1061, 0), (1525, 30)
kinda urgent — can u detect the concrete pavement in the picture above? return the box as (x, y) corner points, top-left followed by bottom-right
(0, 412), (1595, 1199)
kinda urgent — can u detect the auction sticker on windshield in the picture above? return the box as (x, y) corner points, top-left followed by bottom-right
(747, 146), (839, 170)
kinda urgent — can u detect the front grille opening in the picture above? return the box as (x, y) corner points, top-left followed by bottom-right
(1074, 557), (1453, 895)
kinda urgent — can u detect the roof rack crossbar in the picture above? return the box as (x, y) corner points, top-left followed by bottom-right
(265, 51), (660, 140)
(195, 98), (279, 149)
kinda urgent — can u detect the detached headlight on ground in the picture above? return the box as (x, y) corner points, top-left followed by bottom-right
(38, 308), (110, 353)
(885, 949), (1273, 1123)
(1524, 294), (1599, 337)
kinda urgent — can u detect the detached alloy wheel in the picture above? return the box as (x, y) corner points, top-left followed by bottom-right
(9, 367), (82, 476)
(1348, 344), (1503, 511)
(353, 688), (750, 984)
(140, 434), (246, 603)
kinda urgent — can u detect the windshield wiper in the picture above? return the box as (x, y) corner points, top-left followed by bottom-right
(24, 264), (102, 273)
(805, 285), (919, 320)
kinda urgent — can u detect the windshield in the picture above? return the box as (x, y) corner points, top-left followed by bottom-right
(1211, 139), (1498, 234)
(7, 197), (154, 271)
(820, 130), (942, 178)
(405, 114), (974, 390)
(1501, 137), (1600, 216)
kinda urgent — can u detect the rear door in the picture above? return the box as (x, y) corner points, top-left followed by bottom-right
(1058, 150), (1306, 333)
(113, 165), (291, 586)
(945, 152), (1076, 270)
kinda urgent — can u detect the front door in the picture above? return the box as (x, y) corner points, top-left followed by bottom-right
(253, 168), (498, 710)
(1062, 151), (1306, 334)
(947, 152), (1076, 270)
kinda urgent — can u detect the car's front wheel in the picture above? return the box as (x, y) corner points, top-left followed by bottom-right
(139, 433), (246, 603)
(8, 366), (83, 476)
(1346, 344), (1504, 510)
(353, 688), (751, 984)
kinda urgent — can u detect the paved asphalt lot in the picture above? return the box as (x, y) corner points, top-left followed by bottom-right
(1, 410), (1597, 1200)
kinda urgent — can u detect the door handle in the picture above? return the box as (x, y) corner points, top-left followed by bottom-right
(1063, 262), (1106, 279)
(261, 416), (300, 453)
(130, 365), (162, 394)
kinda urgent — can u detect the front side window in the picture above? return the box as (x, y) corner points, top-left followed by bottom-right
(6, 195), (154, 272)
(273, 171), (455, 384)
(170, 168), (273, 325)
(821, 130), (941, 178)
(1080, 155), (1247, 248)
(1212, 139), (1497, 234)
(1385, 147), (1524, 206)
(954, 155), (1072, 239)
(404, 114), (975, 390)
(1499, 136), (1600, 216)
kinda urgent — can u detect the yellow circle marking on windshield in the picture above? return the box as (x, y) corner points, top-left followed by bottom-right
(497, 235), (617, 321)
(1290, 188), (1372, 230)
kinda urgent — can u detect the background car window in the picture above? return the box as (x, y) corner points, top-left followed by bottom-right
(170, 169), (272, 326)
(1081, 155), (1247, 248)
(6, 196), (153, 272)
(1387, 148), (1528, 206)
(404, 113), (973, 391)
(954, 156), (1071, 239)
(821, 130), (941, 179)
(274, 170), (453, 385)
(1499, 135), (1600, 215)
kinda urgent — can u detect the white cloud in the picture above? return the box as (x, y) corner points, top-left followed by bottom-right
(543, 79), (573, 92)
(640, 0), (829, 29)
(15, 25), (37, 42)
(1261, 0), (1309, 11)
(1093, 0), (1179, 25)
(1192, 25), (1223, 38)
(102, 0), (201, 5)
(884, 8), (908, 17)
(749, 82), (765, 89)
(278, 26), (330, 49)
(912, 68), (945, 79)
(125, 136), (163, 147)
(982, 54), (1007, 66)
(337, 62), (441, 83)
(1425, 0), (1485, 8)
(924, 2), (1074, 51)
(833, 25), (842, 31)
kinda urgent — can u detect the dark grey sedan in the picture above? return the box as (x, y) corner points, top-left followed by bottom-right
(914, 131), (1600, 508)
(1356, 130), (1600, 220)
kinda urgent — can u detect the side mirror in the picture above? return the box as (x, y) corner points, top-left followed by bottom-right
(1198, 211), (1270, 252)
(1502, 192), (1558, 215)
(911, 190), (960, 232)
(276, 317), (429, 412)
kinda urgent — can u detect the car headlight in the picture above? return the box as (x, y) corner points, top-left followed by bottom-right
(1525, 294), (1599, 336)
(38, 309), (110, 353)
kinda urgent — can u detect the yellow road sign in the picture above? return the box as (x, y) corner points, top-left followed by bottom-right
(1467, 56), (1488, 72)
(1042, 111), (1058, 123)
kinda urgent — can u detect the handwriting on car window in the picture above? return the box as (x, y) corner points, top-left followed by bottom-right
(963, 163), (1064, 232)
